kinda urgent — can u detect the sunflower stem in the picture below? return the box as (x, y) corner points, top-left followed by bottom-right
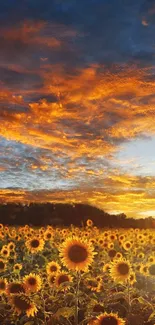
(75, 271), (80, 325)
(127, 281), (131, 317)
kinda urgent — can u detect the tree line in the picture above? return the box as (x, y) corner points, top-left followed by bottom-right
(0, 203), (154, 228)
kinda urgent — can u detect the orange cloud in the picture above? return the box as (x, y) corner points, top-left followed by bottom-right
(1, 50), (155, 217)
(1, 64), (155, 155)
(142, 19), (149, 26)
(0, 20), (61, 49)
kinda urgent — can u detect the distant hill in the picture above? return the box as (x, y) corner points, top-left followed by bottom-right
(0, 202), (154, 228)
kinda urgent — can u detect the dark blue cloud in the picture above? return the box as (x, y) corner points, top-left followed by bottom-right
(0, 67), (43, 90)
(0, 0), (154, 68)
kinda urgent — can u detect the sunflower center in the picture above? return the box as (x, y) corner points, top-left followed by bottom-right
(13, 295), (31, 311)
(49, 275), (55, 284)
(28, 277), (37, 285)
(0, 281), (5, 289)
(31, 240), (39, 248)
(50, 265), (57, 272)
(93, 304), (104, 313)
(88, 279), (98, 287)
(108, 250), (116, 258)
(58, 275), (69, 285)
(117, 263), (129, 275)
(149, 264), (155, 276)
(68, 244), (88, 263)
(9, 283), (25, 294)
(100, 316), (118, 325)
(3, 250), (8, 255)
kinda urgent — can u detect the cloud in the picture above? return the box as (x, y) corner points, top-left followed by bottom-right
(1, 173), (155, 218)
(0, 1), (155, 218)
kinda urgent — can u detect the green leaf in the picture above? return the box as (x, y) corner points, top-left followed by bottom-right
(111, 292), (126, 300)
(148, 312), (155, 321)
(138, 297), (154, 309)
(54, 307), (75, 319)
(24, 322), (34, 325)
(137, 297), (147, 304)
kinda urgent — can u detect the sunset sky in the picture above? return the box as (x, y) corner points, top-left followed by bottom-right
(0, 0), (155, 218)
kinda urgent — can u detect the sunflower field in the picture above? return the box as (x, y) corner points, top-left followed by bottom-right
(0, 221), (154, 325)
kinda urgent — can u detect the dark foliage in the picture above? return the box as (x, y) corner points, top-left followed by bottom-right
(0, 203), (154, 228)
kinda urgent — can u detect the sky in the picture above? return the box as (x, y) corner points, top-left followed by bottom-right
(0, 0), (155, 218)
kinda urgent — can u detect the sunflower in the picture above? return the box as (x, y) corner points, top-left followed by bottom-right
(102, 242), (108, 249)
(62, 229), (68, 236)
(110, 259), (131, 283)
(84, 278), (100, 292)
(39, 227), (45, 234)
(8, 242), (16, 251)
(0, 259), (7, 272)
(47, 274), (56, 287)
(23, 273), (42, 292)
(108, 233), (117, 241)
(10, 293), (37, 317)
(89, 239), (96, 245)
(47, 225), (53, 231)
(137, 234), (144, 240)
(140, 265), (149, 276)
(148, 256), (155, 263)
(86, 219), (93, 227)
(115, 252), (123, 259)
(134, 263), (142, 273)
(9, 230), (17, 239)
(0, 231), (4, 239)
(15, 235), (22, 241)
(129, 272), (136, 285)
(43, 230), (53, 241)
(122, 241), (132, 251)
(6, 281), (25, 295)
(98, 238), (104, 246)
(84, 231), (90, 238)
(94, 312), (125, 325)
(118, 235), (125, 242)
(46, 261), (61, 275)
(137, 252), (144, 259)
(99, 254), (106, 262)
(103, 263), (111, 273)
(0, 278), (7, 294)
(151, 238), (155, 245)
(59, 237), (96, 272)
(25, 237), (45, 253)
(108, 243), (114, 250)
(96, 275), (102, 283)
(1, 247), (10, 258)
(55, 272), (72, 289)
(13, 263), (23, 273)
